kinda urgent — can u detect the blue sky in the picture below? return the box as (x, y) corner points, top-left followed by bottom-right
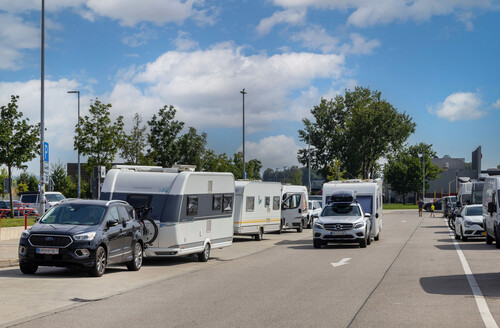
(1, 0), (499, 176)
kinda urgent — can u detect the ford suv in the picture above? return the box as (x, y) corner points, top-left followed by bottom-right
(18, 199), (144, 277)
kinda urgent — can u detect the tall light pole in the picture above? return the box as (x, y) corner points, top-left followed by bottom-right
(40, 0), (46, 214)
(284, 166), (288, 184)
(240, 88), (247, 179)
(422, 146), (425, 201)
(67, 90), (80, 198)
(308, 135), (311, 193)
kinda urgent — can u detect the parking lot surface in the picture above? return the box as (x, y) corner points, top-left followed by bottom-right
(2, 210), (500, 327)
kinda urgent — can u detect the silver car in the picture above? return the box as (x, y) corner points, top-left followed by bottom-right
(313, 201), (371, 248)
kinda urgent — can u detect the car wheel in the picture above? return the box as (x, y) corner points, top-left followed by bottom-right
(19, 262), (38, 275)
(255, 228), (263, 241)
(374, 232), (380, 241)
(297, 220), (304, 233)
(198, 243), (210, 262)
(461, 227), (468, 242)
(89, 246), (106, 277)
(127, 242), (143, 271)
(313, 239), (322, 249)
(359, 234), (367, 248)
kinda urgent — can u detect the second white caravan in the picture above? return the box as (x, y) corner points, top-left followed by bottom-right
(100, 165), (235, 262)
(233, 181), (282, 240)
(322, 179), (383, 241)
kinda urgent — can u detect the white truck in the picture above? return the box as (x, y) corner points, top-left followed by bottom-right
(281, 185), (309, 232)
(322, 179), (383, 241)
(233, 180), (282, 240)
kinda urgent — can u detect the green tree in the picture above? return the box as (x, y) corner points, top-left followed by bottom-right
(16, 172), (38, 192)
(202, 150), (232, 172)
(51, 162), (77, 198)
(298, 87), (415, 179)
(0, 167), (7, 198)
(0, 95), (40, 217)
(147, 105), (184, 167)
(121, 113), (150, 165)
(74, 99), (124, 174)
(177, 127), (207, 170)
(384, 143), (441, 204)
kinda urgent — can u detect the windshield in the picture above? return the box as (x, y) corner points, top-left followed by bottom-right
(40, 204), (106, 225)
(321, 204), (361, 217)
(472, 191), (483, 204)
(466, 206), (483, 216)
(46, 194), (65, 202)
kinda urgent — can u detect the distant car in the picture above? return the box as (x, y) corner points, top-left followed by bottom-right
(18, 199), (144, 277)
(424, 199), (443, 212)
(307, 200), (322, 229)
(19, 191), (65, 213)
(454, 205), (484, 241)
(0, 200), (20, 216)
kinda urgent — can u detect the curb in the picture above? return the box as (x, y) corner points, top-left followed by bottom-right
(0, 258), (18, 268)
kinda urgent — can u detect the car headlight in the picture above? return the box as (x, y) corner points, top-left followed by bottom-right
(354, 221), (365, 229)
(21, 230), (30, 238)
(73, 232), (96, 241)
(314, 222), (324, 230)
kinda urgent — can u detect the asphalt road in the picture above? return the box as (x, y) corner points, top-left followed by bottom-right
(2, 210), (500, 328)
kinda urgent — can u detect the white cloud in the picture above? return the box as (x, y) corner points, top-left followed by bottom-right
(130, 43), (345, 132)
(0, 14), (39, 70)
(493, 99), (500, 109)
(270, 0), (493, 28)
(256, 8), (307, 35)
(433, 92), (485, 121)
(122, 24), (158, 47)
(341, 33), (380, 55)
(242, 135), (301, 169)
(86, 0), (210, 27)
(173, 31), (199, 51)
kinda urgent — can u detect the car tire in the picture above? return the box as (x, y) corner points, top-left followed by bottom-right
(359, 234), (367, 248)
(19, 262), (38, 275)
(374, 232), (380, 241)
(461, 227), (468, 242)
(198, 243), (210, 262)
(254, 228), (263, 241)
(89, 246), (107, 277)
(127, 242), (143, 271)
(297, 220), (304, 233)
(313, 239), (322, 249)
(367, 232), (372, 245)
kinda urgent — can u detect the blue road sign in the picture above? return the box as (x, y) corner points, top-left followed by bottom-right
(43, 142), (49, 162)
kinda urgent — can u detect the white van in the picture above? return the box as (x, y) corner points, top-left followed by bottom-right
(233, 181), (282, 240)
(281, 185), (309, 232)
(322, 179), (383, 241)
(100, 165), (235, 261)
(19, 191), (65, 214)
(483, 176), (500, 247)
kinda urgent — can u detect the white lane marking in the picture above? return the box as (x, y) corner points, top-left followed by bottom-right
(331, 258), (351, 267)
(402, 220), (407, 222)
(448, 226), (498, 328)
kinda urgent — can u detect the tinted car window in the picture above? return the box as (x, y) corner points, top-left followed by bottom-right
(117, 205), (132, 222)
(105, 207), (120, 223)
(41, 204), (106, 225)
(46, 194), (65, 202)
(21, 195), (37, 203)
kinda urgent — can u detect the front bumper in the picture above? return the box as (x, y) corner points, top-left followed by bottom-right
(313, 225), (366, 244)
(462, 224), (485, 238)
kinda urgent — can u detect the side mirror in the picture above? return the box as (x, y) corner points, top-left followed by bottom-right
(364, 213), (371, 218)
(107, 219), (119, 228)
(488, 202), (497, 214)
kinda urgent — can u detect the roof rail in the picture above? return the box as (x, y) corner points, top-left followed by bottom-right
(112, 164), (196, 173)
(105, 200), (129, 206)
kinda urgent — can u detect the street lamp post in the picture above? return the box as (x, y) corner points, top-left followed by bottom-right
(67, 90), (80, 198)
(40, 0), (46, 214)
(240, 88), (247, 179)
(422, 146), (425, 202)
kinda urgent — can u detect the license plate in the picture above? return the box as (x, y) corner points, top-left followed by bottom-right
(482, 232), (486, 236)
(36, 248), (59, 255)
(331, 231), (345, 235)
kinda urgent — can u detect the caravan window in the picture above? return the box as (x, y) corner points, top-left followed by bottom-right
(187, 196), (198, 216)
(265, 196), (270, 208)
(213, 195), (222, 211)
(357, 196), (373, 215)
(273, 196), (280, 210)
(223, 194), (233, 213)
(282, 194), (301, 209)
(246, 197), (255, 212)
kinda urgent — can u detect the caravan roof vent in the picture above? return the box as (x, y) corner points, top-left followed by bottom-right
(329, 190), (356, 204)
(172, 165), (196, 172)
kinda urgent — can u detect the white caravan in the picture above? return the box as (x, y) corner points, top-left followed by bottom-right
(281, 185), (309, 232)
(100, 165), (235, 261)
(233, 181), (282, 240)
(322, 179), (383, 241)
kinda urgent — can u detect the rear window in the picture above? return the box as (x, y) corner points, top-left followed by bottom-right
(21, 195), (37, 203)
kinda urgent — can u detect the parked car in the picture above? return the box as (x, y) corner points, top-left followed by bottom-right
(12, 200), (38, 216)
(454, 205), (484, 241)
(18, 199), (144, 277)
(313, 190), (371, 248)
(0, 200), (20, 216)
(424, 199), (443, 212)
(19, 191), (65, 214)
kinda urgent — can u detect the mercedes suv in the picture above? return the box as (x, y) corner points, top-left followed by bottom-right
(18, 199), (144, 277)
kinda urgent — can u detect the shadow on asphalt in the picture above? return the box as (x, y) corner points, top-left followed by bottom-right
(0, 266), (131, 279)
(422, 225), (449, 229)
(421, 272), (500, 298)
(433, 240), (494, 251)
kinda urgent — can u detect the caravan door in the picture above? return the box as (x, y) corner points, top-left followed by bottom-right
(281, 193), (306, 232)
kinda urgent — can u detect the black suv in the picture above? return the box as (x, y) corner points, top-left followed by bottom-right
(18, 199), (144, 277)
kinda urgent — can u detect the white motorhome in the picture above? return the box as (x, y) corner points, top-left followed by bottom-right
(483, 176), (500, 246)
(281, 185), (309, 232)
(100, 165), (235, 262)
(322, 179), (383, 241)
(233, 181), (282, 240)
